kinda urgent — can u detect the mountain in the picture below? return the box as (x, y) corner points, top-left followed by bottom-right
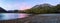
(0, 7), (7, 13)
(40, 3), (53, 7)
(32, 3), (53, 9)
(0, 7), (19, 13)
(7, 10), (19, 13)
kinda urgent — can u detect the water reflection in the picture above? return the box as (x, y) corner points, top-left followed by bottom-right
(18, 13), (29, 18)
(0, 13), (29, 20)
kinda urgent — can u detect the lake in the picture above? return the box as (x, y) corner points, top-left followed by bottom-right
(0, 13), (29, 20)
(0, 13), (60, 23)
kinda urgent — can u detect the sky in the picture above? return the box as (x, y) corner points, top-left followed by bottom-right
(0, 0), (60, 10)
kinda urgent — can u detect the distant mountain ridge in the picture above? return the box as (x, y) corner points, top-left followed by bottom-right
(32, 3), (53, 9)
(0, 7), (19, 13)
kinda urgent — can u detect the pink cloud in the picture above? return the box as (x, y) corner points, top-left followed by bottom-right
(16, 2), (32, 10)
(1, 2), (32, 10)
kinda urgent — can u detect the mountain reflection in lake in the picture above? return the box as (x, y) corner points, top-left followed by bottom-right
(0, 13), (29, 20)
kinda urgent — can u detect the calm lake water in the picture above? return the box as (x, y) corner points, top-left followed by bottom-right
(0, 13), (60, 23)
(0, 13), (29, 20)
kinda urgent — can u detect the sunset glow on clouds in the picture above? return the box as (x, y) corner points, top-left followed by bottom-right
(6, 2), (32, 10)
(0, 0), (32, 10)
(0, 0), (60, 10)
(18, 2), (32, 10)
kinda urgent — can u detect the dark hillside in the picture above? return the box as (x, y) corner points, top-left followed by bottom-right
(0, 7), (7, 13)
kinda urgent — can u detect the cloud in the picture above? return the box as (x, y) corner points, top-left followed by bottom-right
(15, 2), (32, 10)
(1, 2), (32, 10)
(0, 0), (32, 10)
